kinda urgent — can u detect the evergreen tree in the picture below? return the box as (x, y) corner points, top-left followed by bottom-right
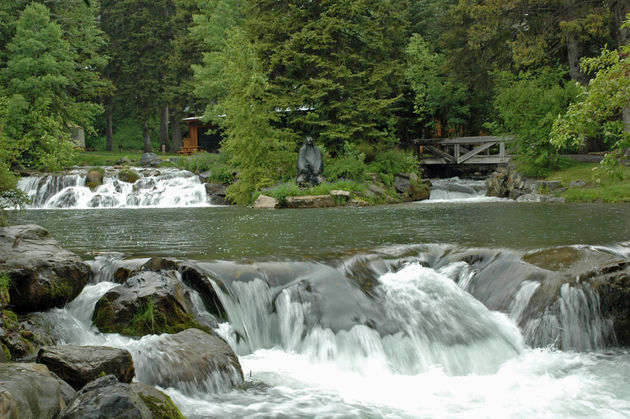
(101, 0), (176, 152)
(246, 0), (410, 157)
(1, 3), (82, 170)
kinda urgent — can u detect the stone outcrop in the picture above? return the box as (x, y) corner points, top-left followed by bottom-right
(129, 382), (185, 419)
(85, 169), (103, 190)
(138, 152), (162, 167)
(37, 345), (135, 390)
(204, 182), (230, 205)
(134, 328), (244, 393)
(486, 165), (564, 201)
(0, 363), (66, 419)
(285, 195), (336, 208)
(253, 194), (279, 209)
(58, 375), (152, 419)
(0, 225), (90, 313)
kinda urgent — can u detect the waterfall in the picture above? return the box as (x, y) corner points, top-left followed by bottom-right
(211, 262), (524, 376)
(17, 168), (213, 209)
(428, 177), (505, 202)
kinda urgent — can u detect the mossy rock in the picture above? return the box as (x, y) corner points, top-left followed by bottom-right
(86, 168), (104, 190)
(92, 271), (210, 337)
(131, 383), (186, 419)
(408, 182), (430, 201)
(119, 169), (140, 184)
(523, 247), (582, 272)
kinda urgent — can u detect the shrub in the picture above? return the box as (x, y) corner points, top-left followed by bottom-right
(489, 67), (579, 177)
(177, 151), (236, 183)
(367, 149), (420, 186)
(324, 142), (369, 182)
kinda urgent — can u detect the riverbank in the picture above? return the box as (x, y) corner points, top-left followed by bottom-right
(545, 160), (630, 203)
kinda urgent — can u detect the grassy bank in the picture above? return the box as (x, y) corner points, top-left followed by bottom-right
(545, 160), (630, 203)
(70, 150), (180, 167)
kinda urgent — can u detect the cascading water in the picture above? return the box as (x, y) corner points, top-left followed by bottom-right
(428, 177), (505, 202)
(33, 243), (630, 418)
(17, 168), (213, 209)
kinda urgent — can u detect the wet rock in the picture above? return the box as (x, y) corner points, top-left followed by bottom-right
(92, 270), (201, 337)
(523, 247), (583, 272)
(130, 382), (185, 419)
(134, 328), (243, 392)
(58, 375), (152, 419)
(85, 169), (103, 190)
(205, 183), (231, 205)
(253, 194), (279, 209)
(0, 225), (90, 313)
(393, 173), (411, 193)
(117, 168), (139, 184)
(139, 152), (163, 167)
(0, 362), (66, 419)
(285, 195), (336, 208)
(37, 345), (135, 390)
(407, 182), (430, 201)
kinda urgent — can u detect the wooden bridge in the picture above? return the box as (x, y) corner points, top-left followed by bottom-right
(414, 136), (513, 165)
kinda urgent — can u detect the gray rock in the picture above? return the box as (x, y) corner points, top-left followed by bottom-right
(138, 152), (162, 167)
(0, 225), (90, 313)
(253, 194), (279, 209)
(516, 193), (545, 202)
(0, 362), (65, 419)
(569, 180), (586, 188)
(330, 190), (351, 205)
(37, 345), (135, 390)
(130, 382), (185, 418)
(285, 195), (336, 208)
(92, 270), (199, 336)
(58, 375), (152, 419)
(133, 328), (243, 393)
(393, 174), (411, 194)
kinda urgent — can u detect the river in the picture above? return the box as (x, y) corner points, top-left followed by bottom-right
(10, 171), (630, 418)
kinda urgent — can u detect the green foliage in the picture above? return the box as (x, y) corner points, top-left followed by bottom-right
(177, 152), (235, 183)
(197, 28), (294, 205)
(367, 149), (420, 186)
(88, 117), (161, 151)
(489, 67), (579, 177)
(405, 33), (470, 130)
(324, 142), (369, 182)
(0, 272), (10, 307)
(123, 298), (156, 336)
(550, 26), (630, 171)
(262, 180), (365, 205)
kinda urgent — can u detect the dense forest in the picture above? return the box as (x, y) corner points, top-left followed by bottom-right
(0, 0), (629, 204)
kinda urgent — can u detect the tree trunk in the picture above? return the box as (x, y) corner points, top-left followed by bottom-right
(160, 104), (170, 151)
(612, 0), (629, 46)
(105, 108), (114, 152)
(564, 0), (588, 85)
(142, 121), (152, 153)
(171, 115), (183, 152)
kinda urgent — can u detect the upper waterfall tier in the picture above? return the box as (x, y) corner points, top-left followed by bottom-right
(18, 168), (214, 209)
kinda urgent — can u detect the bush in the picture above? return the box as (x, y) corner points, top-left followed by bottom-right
(177, 152), (236, 183)
(489, 67), (579, 177)
(324, 142), (369, 182)
(367, 149), (420, 186)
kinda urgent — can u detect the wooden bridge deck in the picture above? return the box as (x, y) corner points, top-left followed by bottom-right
(414, 136), (513, 165)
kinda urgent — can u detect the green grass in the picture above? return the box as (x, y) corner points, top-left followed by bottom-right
(70, 150), (180, 167)
(0, 272), (10, 307)
(545, 160), (630, 202)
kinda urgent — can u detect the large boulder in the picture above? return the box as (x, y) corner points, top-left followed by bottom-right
(92, 270), (202, 337)
(37, 345), (135, 390)
(285, 195), (336, 208)
(133, 328), (243, 393)
(58, 375), (152, 419)
(253, 194), (279, 209)
(139, 152), (162, 167)
(0, 225), (90, 313)
(85, 169), (103, 190)
(0, 362), (66, 419)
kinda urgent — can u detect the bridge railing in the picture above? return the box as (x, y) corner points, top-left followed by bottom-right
(413, 136), (513, 165)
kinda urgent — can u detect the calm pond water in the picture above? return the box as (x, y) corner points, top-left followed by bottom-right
(10, 202), (630, 260)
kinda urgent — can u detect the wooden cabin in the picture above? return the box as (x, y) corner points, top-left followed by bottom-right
(178, 117), (222, 154)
